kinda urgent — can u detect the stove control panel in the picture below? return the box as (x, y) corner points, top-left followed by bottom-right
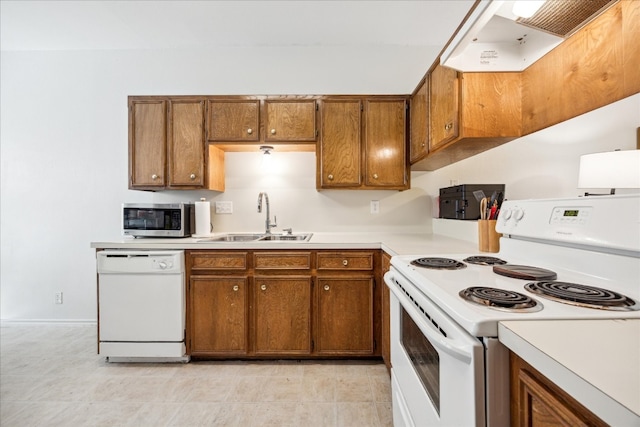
(496, 195), (640, 253)
(549, 206), (592, 226)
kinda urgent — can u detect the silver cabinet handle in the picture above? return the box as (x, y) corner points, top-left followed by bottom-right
(190, 173), (196, 180)
(247, 128), (253, 134)
(445, 122), (453, 131)
(324, 285), (330, 291)
(342, 259), (348, 266)
(373, 174), (378, 179)
(261, 284), (267, 291)
(270, 129), (276, 135)
(328, 174), (334, 180)
(151, 174), (158, 180)
(233, 285), (239, 292)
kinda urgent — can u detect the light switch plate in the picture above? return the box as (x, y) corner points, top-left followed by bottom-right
(215, 201), (233, 214)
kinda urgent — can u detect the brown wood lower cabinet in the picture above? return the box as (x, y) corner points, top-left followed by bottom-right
(189, 276), (248, 356)
(253, 276), (312, 355)
(315, 277), (374, 355)
(186, 249), (381, 359)
(510, 352), (607, 427)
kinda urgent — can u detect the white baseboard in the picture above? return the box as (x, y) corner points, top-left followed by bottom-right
(0, 319), (97, 325)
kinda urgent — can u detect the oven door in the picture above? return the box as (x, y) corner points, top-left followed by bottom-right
(385, 269), (485, 427)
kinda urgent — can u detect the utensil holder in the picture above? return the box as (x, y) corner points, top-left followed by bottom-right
(478, 220), (501, 253)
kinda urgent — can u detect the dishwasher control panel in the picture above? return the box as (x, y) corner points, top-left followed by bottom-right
(97, 250), (185, 274)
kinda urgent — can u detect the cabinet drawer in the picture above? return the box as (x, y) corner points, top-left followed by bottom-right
(254, 252), (312, 270)
(190, 252), (248, 271)
(317, 252), (374, 270)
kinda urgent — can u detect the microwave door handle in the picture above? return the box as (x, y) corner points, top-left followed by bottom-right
(386, 274), (474, 364)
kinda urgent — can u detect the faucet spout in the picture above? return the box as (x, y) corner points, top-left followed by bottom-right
(257, 192), (277, 234)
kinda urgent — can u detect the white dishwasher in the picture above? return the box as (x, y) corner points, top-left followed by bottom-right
(97, 250), (189, 362)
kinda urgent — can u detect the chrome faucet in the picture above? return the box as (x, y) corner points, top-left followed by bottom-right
(257, 192), (277, 234)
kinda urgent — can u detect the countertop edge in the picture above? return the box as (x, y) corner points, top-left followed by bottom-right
(90, 232), (478, 256)
(498, 321), (639, 427)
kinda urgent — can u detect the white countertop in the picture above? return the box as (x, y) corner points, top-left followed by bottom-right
(499, 319), (640, 427)
(90, 231), (477, 256)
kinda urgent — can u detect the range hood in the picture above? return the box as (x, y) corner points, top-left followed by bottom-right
(441, 0), (616, 72)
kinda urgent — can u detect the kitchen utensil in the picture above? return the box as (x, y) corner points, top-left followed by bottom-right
(473, 190), (486, 202)
(489, 202), (498, 220)
(480, 197), (488, 220)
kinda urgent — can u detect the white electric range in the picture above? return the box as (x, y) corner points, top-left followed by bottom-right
(384, 194), (640, 427)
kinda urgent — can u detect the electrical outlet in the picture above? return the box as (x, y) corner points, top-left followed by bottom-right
(55, 292), (63, 304)
(215, 201), (233, 214)
(449, 179), (459, 186)
(370, 200), (380, 214)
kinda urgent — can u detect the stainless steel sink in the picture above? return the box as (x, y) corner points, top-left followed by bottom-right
(258, 233), (313, 242)
(196, 233), (264, 242)
(195, 233), (312, 243)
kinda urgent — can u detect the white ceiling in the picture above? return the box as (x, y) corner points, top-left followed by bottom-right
(0, 1), (474, 51)
(0, 1), (476, 93)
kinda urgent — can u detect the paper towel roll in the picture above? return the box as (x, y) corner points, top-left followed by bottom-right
(194, 198), (211, 237)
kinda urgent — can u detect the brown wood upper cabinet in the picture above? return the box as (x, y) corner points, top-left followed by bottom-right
(411, 1), (637, 171)
(129, 98), (167, 189)
(206, 99), (260, 142)
(411, 64), (522, 171)
(128, 96), (225, 191)
(429, 65), (460, 151)
(264, 99), (317, 142)
(318, 99), (362, 188)
(318, 97), (408, 190)
(409, 78), (429, 164)
(167, 99), (205, 187)
(364, 99), (408, 188)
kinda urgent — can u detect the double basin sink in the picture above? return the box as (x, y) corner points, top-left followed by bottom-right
(196, 233), (313, 243)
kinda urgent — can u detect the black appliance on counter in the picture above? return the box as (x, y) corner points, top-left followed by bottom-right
(439, 184), (505, 220)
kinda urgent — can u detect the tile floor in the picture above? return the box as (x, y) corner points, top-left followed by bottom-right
(0, 322), (392, 426)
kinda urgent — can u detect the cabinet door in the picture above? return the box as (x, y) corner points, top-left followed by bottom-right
(264, 100), (317, 142)
(364, 99), (407, 188)
(430, 65), (460, 151)
(129, 99), (166, 188)
(511, 352), (608, 427)
(189, 276), (248, 355)
(207, 100), (260, 142)
(410, 79), (429, 163)
(316, 277), (374, 355)
(167, 99), (205, 188)
(253, 276), (312, 355)
(318, 99), (362, 188)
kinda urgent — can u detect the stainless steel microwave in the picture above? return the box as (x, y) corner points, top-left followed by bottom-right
(123, 203), (194, 238)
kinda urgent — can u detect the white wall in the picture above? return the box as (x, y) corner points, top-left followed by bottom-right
(1, 46), (638, 321)
(413, 94), (640, 214)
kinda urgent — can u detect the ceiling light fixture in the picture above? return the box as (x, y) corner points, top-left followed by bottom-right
(260, 145), (274, 169)
(512, 0), (546, 18)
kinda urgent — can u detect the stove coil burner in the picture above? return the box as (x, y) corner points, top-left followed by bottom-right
(459, 286), (541, 312)
(524, 281), (640, 311)
(411, 257), (466, 270)
(463, 256), (507, 266)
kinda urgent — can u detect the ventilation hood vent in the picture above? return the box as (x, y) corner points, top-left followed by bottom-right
(441, 0), (616, 72)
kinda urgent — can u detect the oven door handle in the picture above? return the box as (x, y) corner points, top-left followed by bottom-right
(386, 273), (475, 364)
